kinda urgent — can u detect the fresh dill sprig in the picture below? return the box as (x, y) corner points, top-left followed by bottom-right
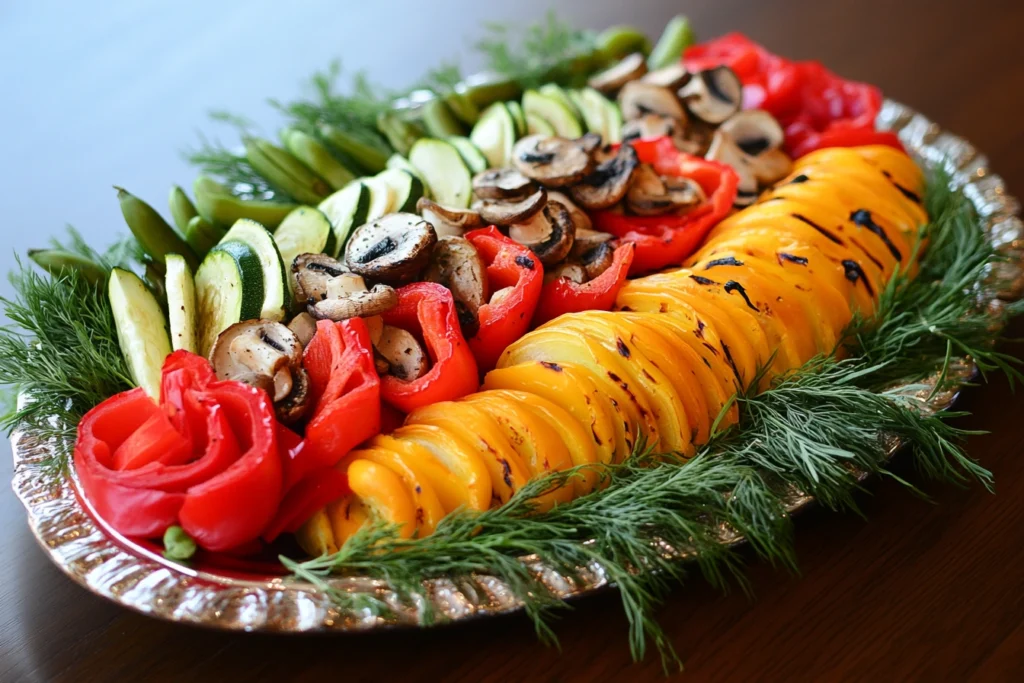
(411, 61), (465, 94)
(476, 11), (598, 89)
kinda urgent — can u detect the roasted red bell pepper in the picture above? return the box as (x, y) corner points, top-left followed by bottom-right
(263, 465), (351, 542)
(464, 226), (544, 371)
(291, 318), (380, 488)
(683, 33), (902, 158)
(591, 137), (738, 274)
(74, 351), (285, 552)
(379, 282), (479, 412)
(532, 243), (635, 325)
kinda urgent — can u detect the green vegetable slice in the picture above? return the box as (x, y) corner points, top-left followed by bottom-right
(108, 267), (172, 398)
(195, 240), (264, 357)
(408, 139), (473, 208)
(220, 219), (287, 321)
(165, 254), (197, 353)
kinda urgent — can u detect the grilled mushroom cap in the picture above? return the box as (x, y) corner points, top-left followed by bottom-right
(210, 320), (310, 425)
(508, 199), (577, 265)
(472, 168), (537, 200)
(375, 324), (428, 381)
(287, 311), (318, 347)
(547, 191), (593, 233)
(292, 252), (347, 302)
(511, 135), (594, 187)
(344, 213), (436, 283)
(641, 63), (691, 90)
(575, 132), (603, 155)
(569, 143), (640, 211)
(577, 240), (617, 280)
(423, 236), (489, 336)
(618, 81), (687, 122)
(417, 197), (482, 238)
(473, 188), (548, 226)
(545, 261), (588, 285)
(749, 148), (793, 185)
(706, 130), (759, 207)
(621, 114), (678, 143)
(292, 253), (400, 320)
(625, 163), (707, 216)
(588, 52), (647, 94)
(719, 109), (785, 156)
(678, 66), (743, 124)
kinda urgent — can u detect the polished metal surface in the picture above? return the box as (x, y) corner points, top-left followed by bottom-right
(11, 100), (1024, 633)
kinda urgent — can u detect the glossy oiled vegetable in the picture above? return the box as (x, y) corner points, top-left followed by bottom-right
(297, 145), (925, 555)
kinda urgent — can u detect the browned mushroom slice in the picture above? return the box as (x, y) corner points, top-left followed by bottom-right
(618, 81), (687, 122)
(621, 114), (678, 143)
(473, 188), (547, 226)
(423, 236), (489, 336)
(719, 109), (786, 156)
(577, 241), (616, 280)
(706, 130), (759, 207)
(508, 200), (576, 266)
(210, 320), (311, 425)
(544, 260), (588, 285)
(547, 191), (593, 233)
(679, 66), (742, 124)
(375, 324), (429, 381)
(575, 132), (603, 154)
(287, 311), (318, 347)
(750, 148), (793, 185)
(344, 212), (436, 283)
(625, 164), (707, 216)
(588, 52), (647, 94)
(511, 135), (593, 187)
(641, 63), (691, 90)
(672, 120), (716, 156)
(572, 228), (614, 253)
(569, 143), (639, 211)
(307, 269), (399, 321)
(471, 168), (537, 200)
(292, 252), (347, 303)
(417, 197), (482, 237)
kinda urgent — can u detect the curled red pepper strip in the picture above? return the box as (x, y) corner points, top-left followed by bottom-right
(263, 465), (350, 542)
(379, 282), (479, 413)
(532, 243), (635, 326)
(591, 137), (738, 274)
(465, 226), (544, 371)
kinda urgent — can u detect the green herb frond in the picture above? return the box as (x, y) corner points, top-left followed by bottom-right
(476, 11), (597, 89)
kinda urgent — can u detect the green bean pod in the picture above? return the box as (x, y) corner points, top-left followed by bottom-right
(244, 137), (330, 205)
(421, 98), (466, 138)
(282, 128), (357, 191)
(115, 187), (198, 270)
(647, 15), (695, 70)
(376, 112), (424, 157)
(318, 124), (390, 174)
(28, 249), (108, 285)
(168, 185), (198, 234)
(458, 75), (522, 109)
(144, 259), (168, 307)
(595, 25), (651, 62)
(192, 176), (297, 229)
(443, 92), (480, 126)
(184, 215), (227, 258)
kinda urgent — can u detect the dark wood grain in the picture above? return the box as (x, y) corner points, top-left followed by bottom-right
(4, 0), (1024, 681)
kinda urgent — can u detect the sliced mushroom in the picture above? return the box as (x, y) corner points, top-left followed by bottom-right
(305, 268), (399, 321)
(472, 168), (537, 200)
(344, 212), (436, 283)
(573, 227), (614, 252)
(588, 52), (647, 94)
(673, 120), (716, 156)
(210, 320), (310, 425)
(575, 132), (603, 155)
(473, 187), (547, 226)
(706, 130), (759, 207)
(678, 66), (743, 124)
(375, 324), (428, 381)
(719, 109), (786, 156)
(569, 143), (639, 211)
(625, 163), (707, 216)
(508, 200), (576, 266)
(577, 240), (616, 280)
(292, 252), (348, 303)
(750, 148), (793, 186)
(547, 191), (593, 233)
(641, 63), (691, 90)
(621, 114), (678, 143)
(365, 314), (384, 345)
(423, 236), (489, 336)
(287, 311), (318, 347)
(544, 261), (588, 285)
(511, 135), (593, 187)
(417, 197), (482, 238)
(618, 81), (687, 123)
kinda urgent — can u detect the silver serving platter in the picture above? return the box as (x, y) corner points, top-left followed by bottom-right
(11, 100), (1024, 633)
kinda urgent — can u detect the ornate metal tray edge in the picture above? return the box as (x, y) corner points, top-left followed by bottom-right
(11, 100), (1024, 633)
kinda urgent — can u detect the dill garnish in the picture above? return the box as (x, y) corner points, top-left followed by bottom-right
(476, 11), (598, 89)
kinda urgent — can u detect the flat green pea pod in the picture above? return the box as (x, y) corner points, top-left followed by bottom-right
(28, 248), (108, 286)
(443, 92), (480, 126)
(115, 187), (199, 271)
(282, 128), (357, 191)
(318, 124), (390, 174)
(244, 137), (331, 205)
(421, 98), (466, 138)
(376, 111), (424, 157)
(596, 25), (651, 63)
(168, 185), (198, 234)
(458, 74), (522, 109)
(192, 176), (297, 229)
(647, 15), (695, 70)
(185, 215), (227, 258)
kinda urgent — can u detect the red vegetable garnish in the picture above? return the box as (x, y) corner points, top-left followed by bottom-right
(465, 226), (544, 371)
(532, 243), (635, 325)
(379, 282), (479, 413)
(591, 137), (739, 274)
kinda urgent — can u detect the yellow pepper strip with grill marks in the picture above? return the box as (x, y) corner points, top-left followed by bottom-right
(297, 145), (926, 556)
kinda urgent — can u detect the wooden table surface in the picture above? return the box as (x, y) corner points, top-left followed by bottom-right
(3, 0), (1024, 681)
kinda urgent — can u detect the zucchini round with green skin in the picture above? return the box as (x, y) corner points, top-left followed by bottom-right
(375, 168), (424, 213)
(522, 90), (584, 139)
(408, 139), (472, 208)
(318, 181), (371, 258)
(273, 207), (335, 296)
(108, 267), (172, 398)
(525, 114), (555, 136)
(363, 174), (396, 220)
(470, 102), (517, 169)
(447, 137), (489, 174)
(386, 154), (431, 197)
(165, 254), (197, 353)
(537, 84), (584, 124)
(221, 219), (287, 321)
(506, 100), (527, 137)
(195, 240), (264, 357)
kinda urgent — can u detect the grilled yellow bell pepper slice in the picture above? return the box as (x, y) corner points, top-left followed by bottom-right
(368, 434), (478, 514)
(390, 424), (492, 511)
(296, 508), (337, 557)
(328, 459), (417, 546)
(349, 447), (445, 537)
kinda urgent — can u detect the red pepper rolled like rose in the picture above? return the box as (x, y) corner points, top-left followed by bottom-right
(532, 242), (635, 326)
